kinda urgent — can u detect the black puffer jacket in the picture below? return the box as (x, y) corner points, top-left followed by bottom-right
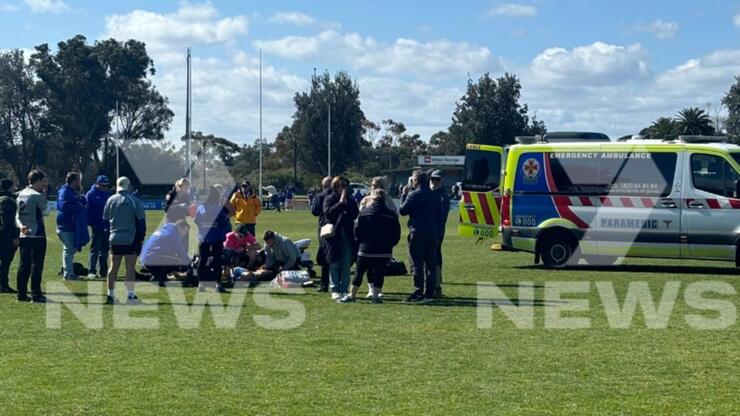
(322, 191), (359, 263)
(0, 190), (20, 244)
(355, 201), (400, 258)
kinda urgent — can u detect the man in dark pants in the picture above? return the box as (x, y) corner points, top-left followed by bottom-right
(16, 170), (50, 303)
(399, 170), (441, 303)
(310, 176), (332, 292)
(0, 178), (20, 293)
(429, 170), (450, 298)
(86, 175), (112, 278)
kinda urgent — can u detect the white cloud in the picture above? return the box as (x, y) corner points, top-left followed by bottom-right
(734, 13), (740, 28)
(359, 77), (462, 139)
(653, 49), (740, 99)
(23, 0), (67, 13)
(529, 42), (650, 86)
(255, 30), (495, 77)
(488, 3), (537, 17)
(154, 52), (305, 144)
(103, 2), (248, 53)
(268, 11), (315, 26)
(1, 2), (20, 12)
(632, 20), (679, 40)
(522, 44), (740, 138)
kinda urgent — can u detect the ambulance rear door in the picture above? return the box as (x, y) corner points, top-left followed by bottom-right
(459, 144), (504, 239)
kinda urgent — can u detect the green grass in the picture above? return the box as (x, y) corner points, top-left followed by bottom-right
(0, 210), (738, 415)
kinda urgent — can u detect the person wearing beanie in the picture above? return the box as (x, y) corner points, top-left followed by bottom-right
(85, 175), (112, 278)
(0, 178), (20, 293)
(102, 177), (146, 305)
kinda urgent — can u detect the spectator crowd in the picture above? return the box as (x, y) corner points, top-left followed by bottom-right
(0, 168), (450, 305)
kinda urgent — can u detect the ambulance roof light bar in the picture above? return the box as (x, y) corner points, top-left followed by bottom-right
(678, 135), (728, 144)
(515, 136), (537, 144)
(539, 131), (611, 143)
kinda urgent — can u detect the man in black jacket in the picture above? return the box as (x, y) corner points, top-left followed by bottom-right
(430, 170), (450, 298)
(399, 170), (442, 303)
(310, 176), (332, 292)
(0, 178), (20, 293)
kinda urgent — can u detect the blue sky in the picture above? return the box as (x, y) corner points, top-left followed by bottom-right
(1, 0), (739, 144)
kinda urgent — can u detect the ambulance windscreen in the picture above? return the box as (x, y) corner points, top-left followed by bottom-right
(732, 153), (740, 167)
(462, 150), (501, 192)
(547, 152), (677, 197)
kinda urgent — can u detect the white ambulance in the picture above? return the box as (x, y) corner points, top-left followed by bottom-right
(494, 134), (740, 267)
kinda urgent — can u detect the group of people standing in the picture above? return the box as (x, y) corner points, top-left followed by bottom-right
(0, 170), (147, 304)
(311, 169), (450, 304)
(0, 166), (450, 306)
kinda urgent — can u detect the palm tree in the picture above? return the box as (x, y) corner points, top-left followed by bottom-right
(646, 117), (678, 141)
(675, 107), (716, 136)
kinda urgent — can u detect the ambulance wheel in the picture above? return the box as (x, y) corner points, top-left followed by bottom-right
(540, 235), (575, 268)
(583, 256), (619, 266)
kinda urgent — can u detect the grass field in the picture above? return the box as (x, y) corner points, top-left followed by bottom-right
(0, 209), (738, 415)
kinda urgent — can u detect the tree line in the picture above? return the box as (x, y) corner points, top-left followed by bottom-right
(0, 35), (172, 187)
(2, 34), (739, 194)
(636, 77), (740, 143)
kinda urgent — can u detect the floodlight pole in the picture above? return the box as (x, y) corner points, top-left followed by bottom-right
(115, 100), (120, 180)
(259, 49), (263, 200)
(186, 47), (192, 186)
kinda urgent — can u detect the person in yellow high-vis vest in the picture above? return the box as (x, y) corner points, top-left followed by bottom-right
(229, 181), (262, 237)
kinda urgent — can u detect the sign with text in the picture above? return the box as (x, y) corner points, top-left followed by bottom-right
(417, 155), (465, 166)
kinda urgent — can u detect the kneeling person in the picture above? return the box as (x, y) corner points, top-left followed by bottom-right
(252, 230), (300, 283)
(223, 223), (261, 272)
(140, 220), (191, 287)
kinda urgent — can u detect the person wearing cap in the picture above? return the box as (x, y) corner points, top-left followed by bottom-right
(429, 169), (450, 298)
(0, 178), (20, 293)
(85, 175), (112, 278)
(56, 172), (87, 280)
(15, 170), (50, 303)
(103, 177), (146, 304)
(229, 180), (262, 237)
(399, 169), (442, 303)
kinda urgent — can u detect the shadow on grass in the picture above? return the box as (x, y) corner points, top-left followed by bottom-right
(515, 264), (739, 276)
(379, 293), (564, 307)
(443, 282), (546, 289)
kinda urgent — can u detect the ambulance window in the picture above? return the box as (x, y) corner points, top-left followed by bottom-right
(462, 150), (501, 191)
(548, 156), (603, 194)
(691, 154), (737, 197)
(600, 152), (677, 197)
(732, 153), (740, 166)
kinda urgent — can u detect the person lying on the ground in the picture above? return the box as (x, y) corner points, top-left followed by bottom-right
(140, 219), (191, 286)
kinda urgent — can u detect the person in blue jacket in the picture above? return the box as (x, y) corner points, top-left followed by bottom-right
(85, 175), (111, 278)
(56, 172), (86, 280)
(140, 220), (191, 287)
(194, 185), (231, 292)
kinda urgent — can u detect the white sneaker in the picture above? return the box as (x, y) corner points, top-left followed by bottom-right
(87, 273), (98, 279)
(331, 292), (341, 300)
